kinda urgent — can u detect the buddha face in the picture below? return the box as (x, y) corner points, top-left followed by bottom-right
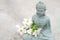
(36, 2), (46, 16)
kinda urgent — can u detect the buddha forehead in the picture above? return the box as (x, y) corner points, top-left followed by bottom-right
(36, 1), (46, 9)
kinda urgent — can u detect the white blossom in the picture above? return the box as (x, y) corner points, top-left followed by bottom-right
(32, 28), (42, 37)
(32, 30), (38, 37)
(22, 18), (32, 29)
(27, 18), (32, 26)
(18, 27), (27, 35)
(16, 18), (42, 37)
(22, 18), (29, 28)
(27, 29), (32, 35)
(37, 28), (41, 34)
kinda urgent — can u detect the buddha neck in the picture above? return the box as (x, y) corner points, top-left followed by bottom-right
(36, 13), (45, 18)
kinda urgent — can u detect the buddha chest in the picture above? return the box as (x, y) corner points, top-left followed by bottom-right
(32, 15), (47, 28)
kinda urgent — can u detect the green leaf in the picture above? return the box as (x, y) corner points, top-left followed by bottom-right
(30, 22), (36, 32)
(32, 29), (35, 32)
(30, 23), (35, 28)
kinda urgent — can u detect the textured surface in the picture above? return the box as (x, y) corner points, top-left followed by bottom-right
(0, 0), (60, 40)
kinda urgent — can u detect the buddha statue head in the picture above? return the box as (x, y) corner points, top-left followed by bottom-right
(36, 1), (46, 17)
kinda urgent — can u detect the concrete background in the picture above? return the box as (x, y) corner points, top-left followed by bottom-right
(0, 0), (60, 40)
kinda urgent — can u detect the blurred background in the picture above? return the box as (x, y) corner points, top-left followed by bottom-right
(0, 0), (60, 40)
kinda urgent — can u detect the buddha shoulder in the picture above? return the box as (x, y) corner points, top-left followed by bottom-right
(32, 15), (50, 21)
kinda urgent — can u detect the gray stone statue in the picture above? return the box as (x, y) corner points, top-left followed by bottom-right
(21, 1), (54, 40)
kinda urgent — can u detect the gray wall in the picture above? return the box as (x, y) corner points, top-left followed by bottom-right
(0, 0), (60, 40)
